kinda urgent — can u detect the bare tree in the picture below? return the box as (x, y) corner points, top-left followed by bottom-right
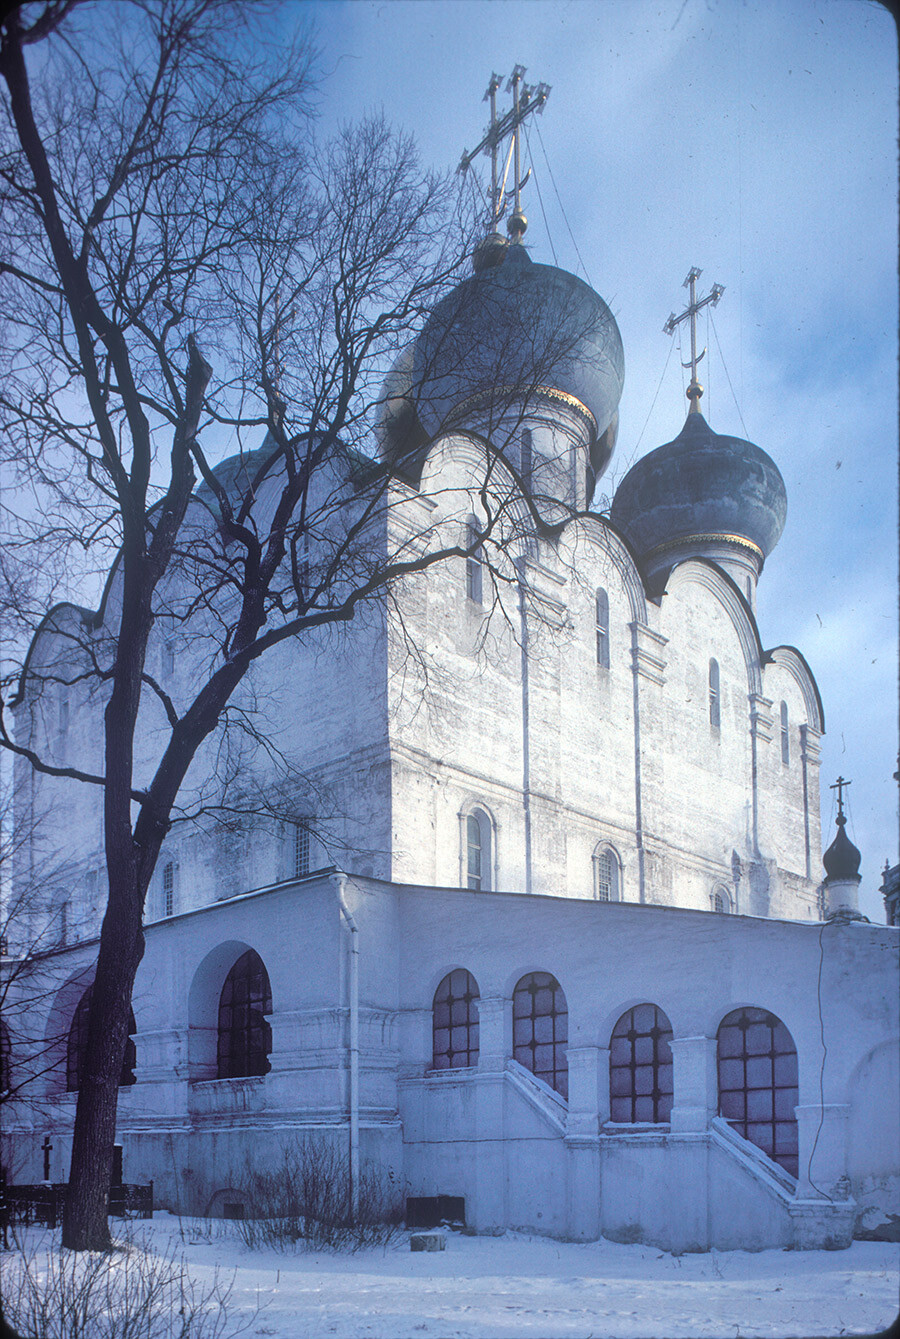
(0, 3), (611, 1250)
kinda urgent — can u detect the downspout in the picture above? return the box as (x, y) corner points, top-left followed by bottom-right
(516, 558), (533, 895)
(336, 874), (359, 1223)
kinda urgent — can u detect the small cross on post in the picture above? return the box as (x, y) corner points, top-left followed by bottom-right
(663, 268), (725, 412)
(830, 775), (851, 822)
(42, 1133), (52, 1182)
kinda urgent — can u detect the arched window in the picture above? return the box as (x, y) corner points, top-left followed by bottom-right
(217, 950), (272, 1079)
(465, 519), (483, 605)
(780, 702), (790, 765)
(512, 972), (568, 1098)
(67, 987), (136, 1092)
(432, 969), (480, 1069)
(712, 886), (731, 913)
(708, 658), (720, 729)
(593, 844), (620, 902)
(465, 808), (492, 891)
(595, 589), (610, 668)
(717, 1007), (798, 1177)
(609, 1004), (673, 1122)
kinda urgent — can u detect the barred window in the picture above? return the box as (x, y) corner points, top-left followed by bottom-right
(709, 658), (720, 729)
(294, 820), (312, 878)
(609, 1003), (673, 1123)
(717, 1007), (799, 1177)
(466, 521), (483, 604)
(432, 969), (480, 1069)
(163, 862), (174, 918)
(217, 950), (272, 1079)
(594, 845), (620, 902)
(512, 972), (568, 1098)
(780, 702), (790, 765)
(595, 589), (610, 668)
(67, 987), (136, 1092)
(712, 886), (730, 913)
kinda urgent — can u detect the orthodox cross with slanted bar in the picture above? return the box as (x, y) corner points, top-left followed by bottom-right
(830, 775), (851, 820)
(664, 267), (724, 411)
(458, 67), (550, 235)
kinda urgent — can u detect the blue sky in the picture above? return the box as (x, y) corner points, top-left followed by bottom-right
(297, 0), (898, 919)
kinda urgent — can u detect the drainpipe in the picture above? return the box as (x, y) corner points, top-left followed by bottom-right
(336, 874), (360, 1223)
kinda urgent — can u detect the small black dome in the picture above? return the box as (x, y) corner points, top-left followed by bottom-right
(380, 244), (624, 479)
(823, 814), (862, 882)
(610, 411), (786, 565)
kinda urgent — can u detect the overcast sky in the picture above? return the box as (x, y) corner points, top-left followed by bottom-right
(300, 0), (897, 920)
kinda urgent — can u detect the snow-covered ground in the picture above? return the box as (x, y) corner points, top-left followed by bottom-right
(4, 1213), (898, 1339)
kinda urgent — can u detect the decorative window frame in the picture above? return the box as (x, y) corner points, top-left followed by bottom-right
(459, 803), (496, 892)
(465, 517), (483, 605)
(608, 1002), (674, 1123)
(593, 842), (621, 902)
(780, 701), (790, 765)
(711, 884), (732, 913)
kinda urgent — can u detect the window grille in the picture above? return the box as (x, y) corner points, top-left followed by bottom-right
(709, 658), (720, 729)
(67, 987), (136, 1092)
(432, 969), (480, 1069)
(780, 702), (790, 765)
(217, 949), (272, 1079)
(713, 890), (724, 912)
(466, 521), (483, 604)
(465, 810), (492, 891)
(163, 862), (174, 918)
(294, 821), (311, 878)
(717, 1007), (799, 1177)
(595, 589), (610, 668)
(521, 429), (533, 489)
(609, 1003), (674, 1122)
(512, 972), (568, 1098)
(594, 846), (618, 902)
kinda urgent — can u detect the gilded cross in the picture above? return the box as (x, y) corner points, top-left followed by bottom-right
(664, 268), (725, 411)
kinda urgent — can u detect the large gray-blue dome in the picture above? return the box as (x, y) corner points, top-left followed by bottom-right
(610, 411), (786, 566)
(380, 242), (624, 479)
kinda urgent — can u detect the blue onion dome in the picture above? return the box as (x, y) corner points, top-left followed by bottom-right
(823, 812), (862, 882)
(379, 241), (624, 481)
(609, 411), (786, 575)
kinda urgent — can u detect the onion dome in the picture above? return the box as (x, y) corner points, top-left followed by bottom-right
(379, 242), (624, 482)
(823, 811), (862, 883)
(609, 411), (786, 584)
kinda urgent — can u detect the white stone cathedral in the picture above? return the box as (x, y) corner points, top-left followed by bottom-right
(3, 91), (898, 1252)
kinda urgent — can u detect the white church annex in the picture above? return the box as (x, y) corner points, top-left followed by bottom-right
(4, 71), (898, 1254)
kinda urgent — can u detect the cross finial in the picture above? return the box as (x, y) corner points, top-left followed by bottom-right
(830, 775), (851, 822)
(663, 268), (725, 412)
(458, 67), (550, 239)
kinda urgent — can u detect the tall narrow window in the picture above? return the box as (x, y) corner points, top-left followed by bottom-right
(217, 950), (272, 1079)
(163, 862), (174, 918)
(294, 820), (311, 877)
(717, 1007), (798, 1177)
(465, 809), (491, 891)
(609, 1004), (674, 1123)
(521, 429), (533, 490)
(58, 694), (69, 737)
(67, 988), (136, 1091)
(780, 702), (790, 765)
(161, 638), (175, 677)
(593, 844), (620, 902)
(712, 886), (730, 913)
(58, 901), (69, 947)
(595, 589), (610, 668)
(512, 972), (568, 1098)
(432, 969), (480, 1069)
(709, 658), (720, 729)
(466, 521), (483, 605)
